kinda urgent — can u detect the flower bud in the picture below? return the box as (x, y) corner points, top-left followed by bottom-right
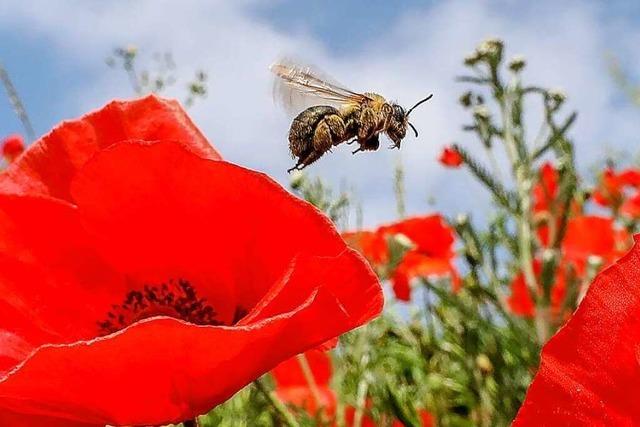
(1, 134), (24, 162)
(476, 353), (493, 374)
(477, 38), (504, 63)
(508, 55), (526, 72)
(548, 88), (567, 109)
(464, 52), (482, 66)
(473, 105), (490, 121)
(456, 213), (469, 226)
(460, 91), (473, 107)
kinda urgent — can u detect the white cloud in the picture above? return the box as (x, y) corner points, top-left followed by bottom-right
(0, 0), (639, 226)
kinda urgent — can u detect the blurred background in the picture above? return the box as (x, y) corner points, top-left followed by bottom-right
(1, 0), (639, 224)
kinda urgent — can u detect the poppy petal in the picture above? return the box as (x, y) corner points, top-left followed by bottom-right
(240, 251), (382, 329)
(0, 286), (361, 425)
(0, 95), (220, 200)
(514, 237), (640, 425)
(0, 195), (125, 346)
(0, 408), (98, 427)
(69, 141), (358, 321)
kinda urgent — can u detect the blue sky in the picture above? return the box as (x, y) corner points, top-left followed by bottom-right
(1, 0), (640, 226)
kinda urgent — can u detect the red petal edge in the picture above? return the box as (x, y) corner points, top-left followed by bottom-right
(0, 95), (220, 200)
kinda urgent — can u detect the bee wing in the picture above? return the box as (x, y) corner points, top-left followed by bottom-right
(270, 59), (370, 116)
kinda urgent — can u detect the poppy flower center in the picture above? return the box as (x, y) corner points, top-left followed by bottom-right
(97, 279), (246, 335)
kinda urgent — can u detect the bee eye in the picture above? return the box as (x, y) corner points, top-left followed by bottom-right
(392, 105), (405, 121)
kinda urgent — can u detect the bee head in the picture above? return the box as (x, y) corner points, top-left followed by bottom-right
(386, 94), (432, 147)
(386, 103), (409, 146)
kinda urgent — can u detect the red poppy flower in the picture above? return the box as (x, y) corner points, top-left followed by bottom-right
(562, 215), (631, 275)
(507, 261), (567, 319)
(438, 145), (463, 167)
(342, 230), (388, 267)
(343, 216), (458, 301)
(1, 134), (24, 162)
(0, 97), (383, 426)
(621, 192), (640, 218)
(532, 162), (559, 214)
(272, 350), (336, 417)
(380, 215), (459, 301)
(344, 405), (377, 427)
(592, 167), (640, 211)
(513, 236), (640, 425)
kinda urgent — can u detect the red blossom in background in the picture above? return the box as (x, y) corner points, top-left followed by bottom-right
(438, 145), (463, 167)
(513, 237), (640, 426)
(273, 351), (434, 426)
(509, 161), (635, 321)
(511, 214), (631, 319)
(342, 230), (388, 266)
(344, 215), (458, 301)
(561, 215), (630, 275)
(0, 96), (383, 426)
(507, 261), (567, 319)
(380, 215), (459, 300)
(1, 134), (24, 162)
(621, 192), (640, 218)
(532, 162), (559, 214)
(272, 350), (336, 419)
(592, 167), (640, 215)
(532, 162), (582, 222)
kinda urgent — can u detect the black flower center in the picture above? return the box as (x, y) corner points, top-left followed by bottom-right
(97, 279), (246, 335)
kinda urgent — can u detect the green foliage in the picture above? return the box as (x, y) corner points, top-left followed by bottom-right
(290, 171), (352, 229)
(106, 46), (208, 107)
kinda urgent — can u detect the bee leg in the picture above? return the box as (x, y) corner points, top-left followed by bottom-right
(295, 150), (324, 171)
(288, 120), (336, 171)
(287, 157), (305, 173)
(357, 107), (378, 144)
(356, 135), (380, 154)
(323, 114), (347, 147)
(352, 146), (363, 154)
(313, 121), (334, 152)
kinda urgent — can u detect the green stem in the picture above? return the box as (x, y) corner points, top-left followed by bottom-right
(353, 374), (370, 427)
(254, 379), (300, 427)
(394, 155), (406, 218)
(498, 86), (548, 344)
(0, 61), (36, 142)
(296, 354), (324, 410)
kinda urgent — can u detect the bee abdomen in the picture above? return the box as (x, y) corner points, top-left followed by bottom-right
(288, 106), (340, 157)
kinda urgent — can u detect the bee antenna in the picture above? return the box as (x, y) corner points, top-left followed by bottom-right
(406, 94), (433, 116)
(408, 122), (419, 138)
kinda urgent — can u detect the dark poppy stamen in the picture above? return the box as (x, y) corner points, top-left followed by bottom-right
(97, 279), (243, 335)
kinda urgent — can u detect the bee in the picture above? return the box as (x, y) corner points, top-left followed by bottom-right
(270, 60), (432, 172)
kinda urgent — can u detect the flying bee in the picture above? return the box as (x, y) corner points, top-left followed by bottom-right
(270, 59), (432, 172)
